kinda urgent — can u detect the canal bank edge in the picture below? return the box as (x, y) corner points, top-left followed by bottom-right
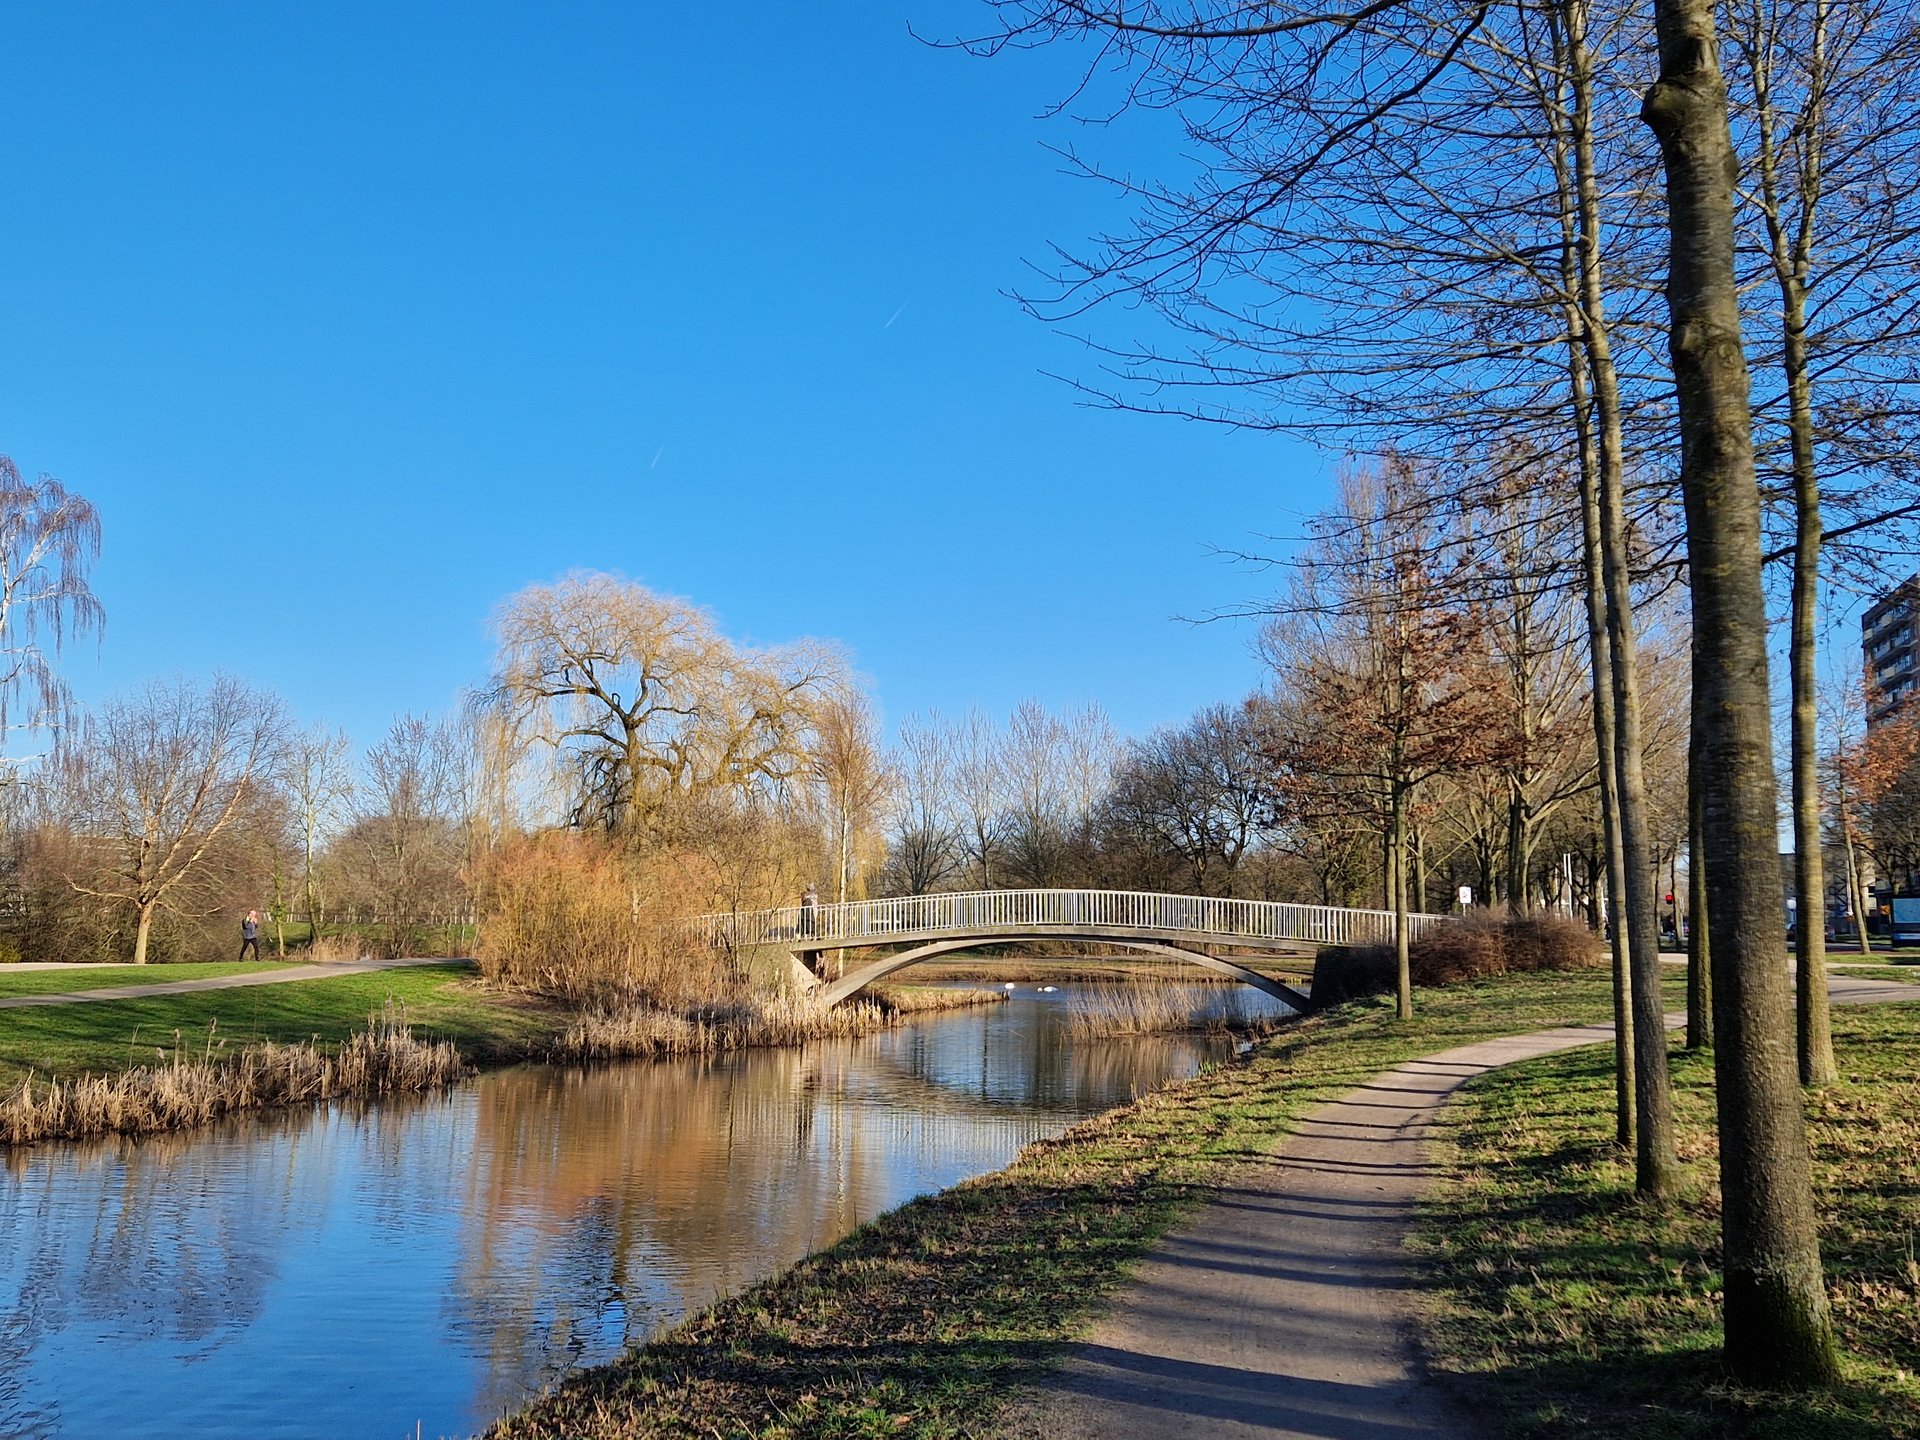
(0, 962), (1007, 1147)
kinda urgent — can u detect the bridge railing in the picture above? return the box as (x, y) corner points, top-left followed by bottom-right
(699, 888), (1445, 950)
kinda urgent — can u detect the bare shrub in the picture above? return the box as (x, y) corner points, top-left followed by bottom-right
(1405, 909), (1510, 984)
(0, 1003), (467, 1147)
(1311, 914), (1604, 1007)
(1500, 914), (1603, 972)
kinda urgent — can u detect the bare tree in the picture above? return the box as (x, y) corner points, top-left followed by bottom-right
(56, 676), (286, 964)
(0, 456), (103, 749)
(947, 706), (1005, 888)
(809, 689), (892, 903)
(283, 725), (356, 945)
(966, 0), (1835, 1375)
(1100, 702), (1266, 894)
(335, 714), (467, 956)
(883, 713), (963, 895)
(1263, 464), (1513, 1018)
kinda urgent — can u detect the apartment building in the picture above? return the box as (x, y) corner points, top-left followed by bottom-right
(1863, 573), (1920, 727)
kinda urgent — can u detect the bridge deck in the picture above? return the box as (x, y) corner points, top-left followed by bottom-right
(703, 888), (1442, 955)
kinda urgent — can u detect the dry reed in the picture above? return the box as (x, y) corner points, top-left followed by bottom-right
(1061, 982), (1293, 1039)
(307, 932), (373, 963)
(552, 993), (906, 1062)
(0, 1003), (468, 1148)
(866, 984), (1009, 1016)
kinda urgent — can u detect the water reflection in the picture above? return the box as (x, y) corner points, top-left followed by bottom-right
(0, 986), (1273, 1439)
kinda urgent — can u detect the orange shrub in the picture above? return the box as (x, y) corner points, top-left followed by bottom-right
(473, 831), (727, 1008)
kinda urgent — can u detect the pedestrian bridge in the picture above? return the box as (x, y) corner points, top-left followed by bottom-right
(700, 888), (1445, 1010)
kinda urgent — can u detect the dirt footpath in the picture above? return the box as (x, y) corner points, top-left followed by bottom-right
(1007, 972), (1919, 1440)
(0, 956), (465, 1009)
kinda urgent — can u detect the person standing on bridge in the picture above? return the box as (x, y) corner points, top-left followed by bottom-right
(799, 884), (819, 939)
(239, 909), (261, 962)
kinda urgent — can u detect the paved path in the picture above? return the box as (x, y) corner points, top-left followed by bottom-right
(1009, 971), (1920, 1440)
(0, 956), (468, 1009)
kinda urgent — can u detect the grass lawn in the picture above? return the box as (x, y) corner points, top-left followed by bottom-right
(1416, 998), (1920, 1440)
(0, 963), (564, 1088)
(487, 964), (1671, 1440)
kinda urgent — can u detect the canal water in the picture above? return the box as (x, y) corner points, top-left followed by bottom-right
(0, 984), (1287, 1439)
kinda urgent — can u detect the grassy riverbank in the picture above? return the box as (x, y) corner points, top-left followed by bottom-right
(486, 966), (1668, 1440)
(0, 966), (1014, 1145)
(1415, 999), (1920, 1440)
(0, 963), (550, 1091)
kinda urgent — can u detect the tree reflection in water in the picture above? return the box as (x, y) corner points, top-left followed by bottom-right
(0, 986), (1268, 1439)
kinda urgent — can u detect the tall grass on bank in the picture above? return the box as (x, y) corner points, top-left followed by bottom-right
(1062, 982), (1293, 1039)
(306, 933), (372, 963)
(552, 987), (1006, 1064)
(870, 985), (1009, 1016)
(555, 995), (893, 1062)
(0, 1003), (468, 1147)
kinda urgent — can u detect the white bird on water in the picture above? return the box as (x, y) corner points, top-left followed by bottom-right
(1004, 982), (1017, 990)
(1038, 985), (1059, 993)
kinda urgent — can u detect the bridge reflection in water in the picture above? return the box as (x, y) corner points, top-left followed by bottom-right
(0, 986), (1274, 1440)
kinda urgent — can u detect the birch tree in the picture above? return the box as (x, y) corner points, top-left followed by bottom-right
(284, 724), (356, 942)
(0, 457), (103, 748)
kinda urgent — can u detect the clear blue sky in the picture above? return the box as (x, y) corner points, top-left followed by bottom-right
(0, 1), (1328, 754)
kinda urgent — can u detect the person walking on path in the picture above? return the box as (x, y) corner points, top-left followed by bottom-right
(239, 910), (261, 962)
(798, 884), (820, 939)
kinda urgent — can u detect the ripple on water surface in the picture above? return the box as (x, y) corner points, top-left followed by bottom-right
(0, 985), (1283, 1439)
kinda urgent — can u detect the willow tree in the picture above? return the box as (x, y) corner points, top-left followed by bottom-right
(484, 571), (849, 842)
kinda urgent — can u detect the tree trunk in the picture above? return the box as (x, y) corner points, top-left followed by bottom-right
(1505, 793), (1530, 916)
(133, 905), (154, 966)
(1571, 335), (1636, 1150)
(1739, 0), (1837, 1085)
(1841, 805), (1873, 954)
(1411, 822), (1427, 914)
(1546, 0), (1633, 1147)
(1688, 722), (1713, 1049)
(1391, 784), (1412, 1020)
(1789, 483), (1834, 1079)
(1567, 0), (1676, 1192)
(1642, 0), (1840, 1383)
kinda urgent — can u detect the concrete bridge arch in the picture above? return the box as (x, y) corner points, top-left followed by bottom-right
(814, 933), (1312, 1011)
